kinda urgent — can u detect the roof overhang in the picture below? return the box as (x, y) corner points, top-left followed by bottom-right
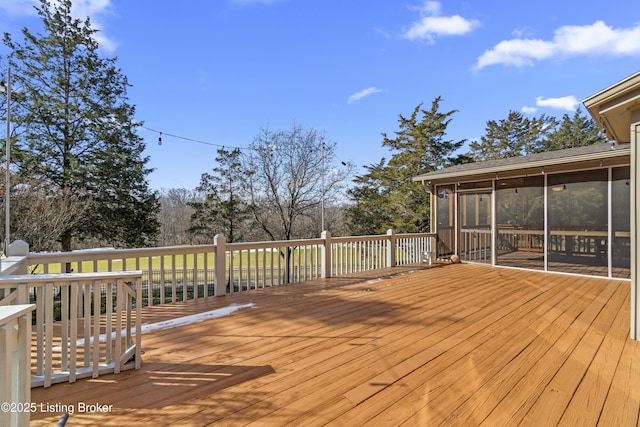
(413, 143), (630, 188)
(583, 70), (640, 143)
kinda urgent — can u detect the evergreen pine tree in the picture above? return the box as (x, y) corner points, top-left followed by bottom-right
(469, 111), (556, 161)
(3, 0), (159, 250)
(543, 108), (606, 151)
(189, 148), (249, 243)
(348, 97), (464, 234)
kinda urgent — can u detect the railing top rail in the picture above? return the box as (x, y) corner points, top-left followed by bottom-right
(27, 245), (218, 263)
(0, 270), (143, 286)
(0, 304), (36, 323)
(227, 238), (324, 251)
(395, 232), (437, 238)
(330, 235), (389, 243)
(329, 233), (436, 244)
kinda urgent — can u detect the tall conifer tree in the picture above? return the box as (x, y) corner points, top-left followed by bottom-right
(189, 148), (249, 243)
(543, 108), (606, 151)
(3, 0), (159, 250)
(348, 97), (464, 234)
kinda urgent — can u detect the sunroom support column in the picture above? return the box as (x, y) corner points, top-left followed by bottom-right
(631, 112), (640, 339)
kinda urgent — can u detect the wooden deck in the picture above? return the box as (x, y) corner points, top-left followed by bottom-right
(29, 263), (640, 426)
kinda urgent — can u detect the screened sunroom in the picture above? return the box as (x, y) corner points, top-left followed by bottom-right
(413, 143), (631, 279)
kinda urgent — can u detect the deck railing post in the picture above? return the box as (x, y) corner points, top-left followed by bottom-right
(0, 304), (35, 426)
(214, 234), (227, 296)
(387, 229), (396, 267)
(321, 231), (332, 278)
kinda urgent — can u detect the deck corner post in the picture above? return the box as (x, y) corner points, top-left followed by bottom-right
(213, 234), (227, 296)
(321, 231), (332, 278)
(387, 229), (396, 267)
(631, 117), (640, 339)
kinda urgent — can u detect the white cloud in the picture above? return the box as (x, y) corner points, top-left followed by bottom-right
(535, 95), (579, 111)
(410, 0), (441, 15)
(1, 0), (116, 52)
(475, 21), (640, 70)
(402, 1), (479, 43)
(521, 106), (537, 114)
(348, 87), (383, 103)
(0, 0), (38, 15)
(68, 0), (116, 52)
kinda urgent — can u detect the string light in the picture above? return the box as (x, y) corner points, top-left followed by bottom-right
(142, 125), (352, 166)
(142, 126), (244, 150)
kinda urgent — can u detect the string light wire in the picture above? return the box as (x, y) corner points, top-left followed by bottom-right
(141, 126), (245, 150)
(141, 125), (351, 166)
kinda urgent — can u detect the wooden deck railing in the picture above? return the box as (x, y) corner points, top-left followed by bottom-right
(460, 227), (492, 263)
(0, 304), (35, 427)
(0, 230), (434, 390)
(0, 272), (142, 388)
(24, 231), (435, 303)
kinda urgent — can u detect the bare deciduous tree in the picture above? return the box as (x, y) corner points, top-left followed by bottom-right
(157, 188), (199, 246)
(2, 174), (89, 252)
(243, 124), (353, 283)
(244, 124), (352, 241)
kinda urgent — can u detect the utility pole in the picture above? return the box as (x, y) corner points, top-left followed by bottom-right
(321, 142), (325, 233)
(0, 68), (10, 253)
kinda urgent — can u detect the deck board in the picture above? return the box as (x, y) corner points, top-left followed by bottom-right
(29, 263), (640, 426)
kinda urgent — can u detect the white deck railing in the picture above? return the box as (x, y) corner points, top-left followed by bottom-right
(0, 230), (434, 390)
(0, 272), (142, 388)
(0, 304), (35, 427)
(24, 230), (435, 304)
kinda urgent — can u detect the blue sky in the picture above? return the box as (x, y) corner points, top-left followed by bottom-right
(1, 0), (639, 190)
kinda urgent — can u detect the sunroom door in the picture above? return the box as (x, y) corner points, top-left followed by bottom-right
(459, 191), (492, 263)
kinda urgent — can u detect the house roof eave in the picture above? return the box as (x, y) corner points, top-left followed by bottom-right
(413, 143), (630, 186)
(583, 70), (640, 143)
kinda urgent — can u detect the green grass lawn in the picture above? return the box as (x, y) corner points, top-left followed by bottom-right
(30, 247), (329, 274)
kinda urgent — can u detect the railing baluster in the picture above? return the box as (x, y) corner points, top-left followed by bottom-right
(69, 281), (78, 383)
(44, 282), (54, 388)
(159, 255), (165, 303)
(194, 253), (199, 299)
(254, 248), (259, 289)
(61, 284), (69, 371)
(35, 285), (44, 377)
(203, 253), (209, 298)
(238, 251), (242, 291)
(146, 255), (153, 305)
(182, 255), (188, 301)
(171, 255), (177, 303)
(106, 281), (113, 364)
(92, 280), (100, 378)
(114, 278), (123, 374)
(297, 246), (301, 283)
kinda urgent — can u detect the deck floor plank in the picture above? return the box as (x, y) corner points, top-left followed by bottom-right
(28, 263), (640, 426)
(478, 278), (619, 426)
(392, 274), (604, 426)
(598, 335), (640, 426)
(201, 269), (503, 424)
(559, 284), (630, 426)
(520, 278), (626, 426)
(243, 269), (539, 424)
(435, 278), (603, 426)
(331, 271), (601, 426)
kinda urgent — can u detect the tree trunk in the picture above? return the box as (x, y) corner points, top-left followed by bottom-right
(61, 230), (72, 273)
